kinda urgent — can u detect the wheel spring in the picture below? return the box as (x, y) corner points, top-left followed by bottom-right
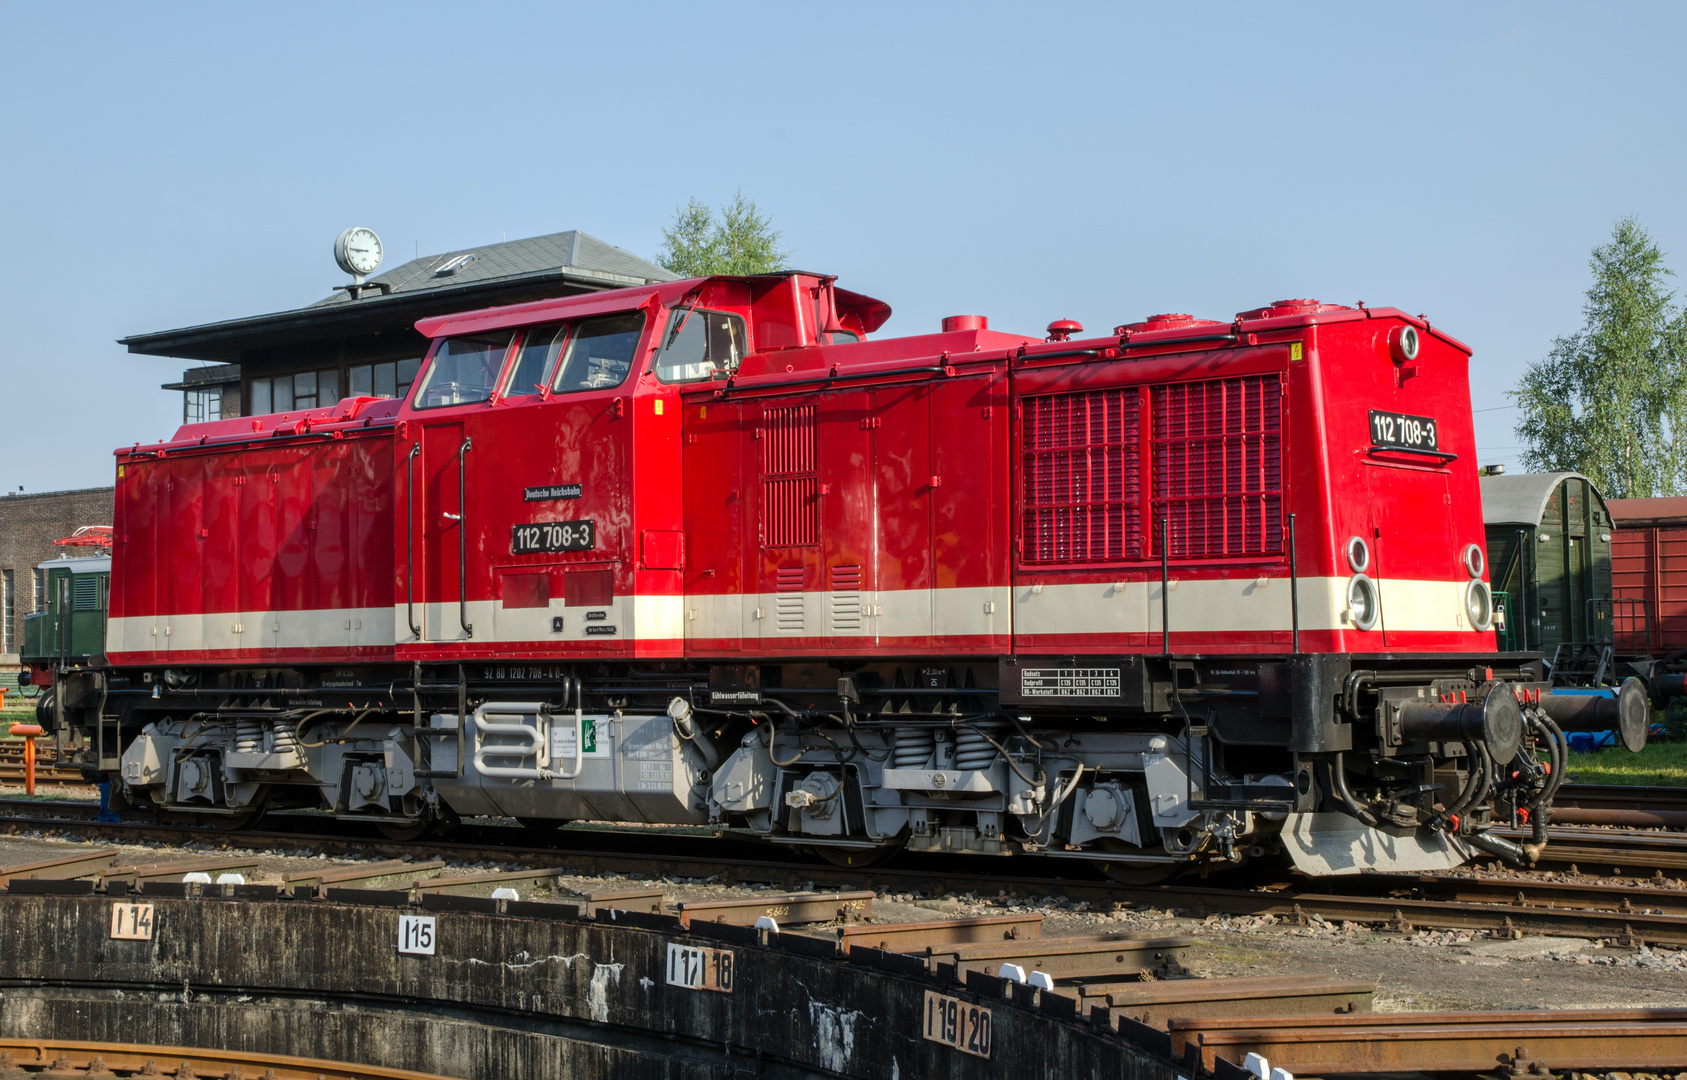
(953, 722), (1006, 771)
(233, 718), (264, 754)
(893, 728), (936, 768)
(270, 718), (300, 755)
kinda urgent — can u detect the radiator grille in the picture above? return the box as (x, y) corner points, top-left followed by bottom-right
(1151, 374), (1283, 558)
(761, 405), (818, 547)
(1021, 388), (1141, 563)
(830, 564), (862, 632)
(775, 565), (805, 633)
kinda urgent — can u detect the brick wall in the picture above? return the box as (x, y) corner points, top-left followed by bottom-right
(0, 487), (114, 667)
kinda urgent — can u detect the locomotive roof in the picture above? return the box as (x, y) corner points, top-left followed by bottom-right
(34, 555), (110, 574)
(1480, 471), (1605, 527)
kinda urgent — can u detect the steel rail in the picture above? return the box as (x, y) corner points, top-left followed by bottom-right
(8, 804), (1687, 946)
(0, 1038), (457, 1080)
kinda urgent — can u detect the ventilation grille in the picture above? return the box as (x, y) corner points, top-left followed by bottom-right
(1022, 388), (1141, 563)
(1151, 374), (1283, 558)
(761, 405), (818, 547)
(775, 565), (805, 633)
(831, 564), (862, 632)
(71, 575), (100, 611)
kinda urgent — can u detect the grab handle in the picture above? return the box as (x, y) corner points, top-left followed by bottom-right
(405, 443), (421, 640)
(457, 436), (473, 638)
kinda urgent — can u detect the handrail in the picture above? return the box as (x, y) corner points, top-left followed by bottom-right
(457, 436), (473, 638)
(405, 443), (421, 641)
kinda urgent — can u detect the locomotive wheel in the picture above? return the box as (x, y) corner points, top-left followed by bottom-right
(516, 817), (570, 831)
(1094, 859), (1185, 886)
(375, 818), (433, 842)
(808, 841), (904, 869)
(207, 808), (267, 832)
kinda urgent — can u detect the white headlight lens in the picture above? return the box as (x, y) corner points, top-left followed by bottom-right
(1463, 544), (1485, 579)
(1466, 579), (1493, 631)
(1347, 574), (1380, 631)
(1346, 536), (1370, 573)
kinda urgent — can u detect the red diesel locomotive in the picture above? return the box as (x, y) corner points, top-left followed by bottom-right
(69, 272), (1630, 877)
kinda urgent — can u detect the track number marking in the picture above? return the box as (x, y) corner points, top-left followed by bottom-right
(109, 903), (154, 941)
(398, 914), (436, 955)
(666, 943), (733, 993)
(923, 990), (991, 1058)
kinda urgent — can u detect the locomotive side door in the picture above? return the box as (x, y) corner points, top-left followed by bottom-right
(420, 421), (471, 642)
(682, 398), (747, 651)
(1366, 462), (1453, 646)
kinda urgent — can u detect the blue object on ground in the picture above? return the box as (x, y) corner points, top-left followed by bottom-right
(1567, 731), (1618, 753)
(96, 781), (121, 823)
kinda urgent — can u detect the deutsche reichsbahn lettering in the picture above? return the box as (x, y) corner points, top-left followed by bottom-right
(523, 484), (583, 501)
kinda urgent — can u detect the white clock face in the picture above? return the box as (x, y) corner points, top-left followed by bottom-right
(343, 228), (382, 274)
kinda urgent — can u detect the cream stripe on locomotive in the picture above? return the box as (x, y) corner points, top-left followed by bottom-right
(107, 606), (398, 655)
(106, 575), (1475, 657)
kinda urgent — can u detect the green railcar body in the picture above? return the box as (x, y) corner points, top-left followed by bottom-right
(20, 556), (110, 667)
(1481, 472), (1614, 654)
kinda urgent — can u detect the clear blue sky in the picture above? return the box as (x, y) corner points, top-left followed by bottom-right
(3, 2), (1683, 492)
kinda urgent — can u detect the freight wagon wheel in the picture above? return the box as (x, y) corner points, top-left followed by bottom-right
(808, 841), (904, 869)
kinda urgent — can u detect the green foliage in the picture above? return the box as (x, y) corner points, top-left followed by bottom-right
(655, 191), (788, 278)
(1514, 217), (1687, 498)
(1566, 737), (1687, 787)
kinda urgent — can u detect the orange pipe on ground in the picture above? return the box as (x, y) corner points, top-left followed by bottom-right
(8, 725), (43, 796)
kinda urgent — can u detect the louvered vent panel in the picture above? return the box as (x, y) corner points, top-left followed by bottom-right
(1021, 388), (1140, 563)
(761, 405), (818, 547)
(830, 564), (862, 632)
(775, 565), (805, 633)
(71, 575), (100, 611)
(1151, 375), (1283, 558)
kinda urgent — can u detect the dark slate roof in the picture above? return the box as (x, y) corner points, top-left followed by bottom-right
(121, 230), (678, 362)
(1480, 472), (1602, 527)
(307, 230), (675, 310)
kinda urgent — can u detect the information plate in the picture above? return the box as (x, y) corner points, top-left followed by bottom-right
(1368, 409), (1439, 452)
(398, 914), (437, 955)
(110, 903), (154, 941)
(1019, 667), (1121, 698)
(923, 990), (991, 1058)
(666, 942), (734, 993)
(512, 520), (595, 554)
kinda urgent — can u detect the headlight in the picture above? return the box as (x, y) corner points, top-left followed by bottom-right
(1345, 536), (1370, 573)
(1347, 573), (1380, 631)
(1462, 544), (1485, 579)
(1466, 579), (1493, 631)
(1389, 324), (1421, 363)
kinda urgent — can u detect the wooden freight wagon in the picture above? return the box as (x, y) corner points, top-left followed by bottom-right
(1606, 495), (1687, 656)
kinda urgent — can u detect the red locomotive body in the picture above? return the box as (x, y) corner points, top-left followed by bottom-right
(85, 273), (1561, 877)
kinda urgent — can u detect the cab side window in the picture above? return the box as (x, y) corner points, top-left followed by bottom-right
(412, 331), (513, 409)
(655, 308), (748, 383)
(552, 312), (646, 392)
(504, 323), (568, 396)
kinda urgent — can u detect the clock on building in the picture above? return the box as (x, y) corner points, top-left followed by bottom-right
(334, 227), (383, 281)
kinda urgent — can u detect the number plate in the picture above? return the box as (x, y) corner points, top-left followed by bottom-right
(109, 902), (154, 940)
(666, 942), (734, 993)
(398, 914), (436, 955)
(511, 520), (595, 554)
(1368, 409), (1439, 452)
(923, 990), (991, 1058)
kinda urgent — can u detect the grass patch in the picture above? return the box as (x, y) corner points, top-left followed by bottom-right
(1566, 740), (1687, 786)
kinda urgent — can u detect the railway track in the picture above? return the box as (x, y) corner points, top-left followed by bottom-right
(7, 800), (1687, 949)
(0, 1040), (452, 1079)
